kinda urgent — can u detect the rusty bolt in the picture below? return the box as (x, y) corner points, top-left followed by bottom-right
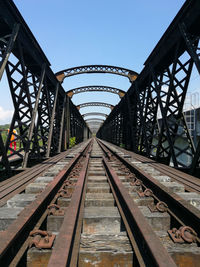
(144, 188), (153, 197)
(180, 226), (197, 243)
(134, 179), (143, 186)
(156, 201), (168, 212)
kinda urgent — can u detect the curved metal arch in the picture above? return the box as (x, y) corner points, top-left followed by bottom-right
(66, 85), (126, 99)
(85, 118), (104, 123)
(77, 102), (114, 110)
(56, 65), (138, 83)
(82, 112), (108, 118)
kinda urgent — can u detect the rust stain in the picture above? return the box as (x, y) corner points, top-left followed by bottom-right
(56, 73), (65, 82)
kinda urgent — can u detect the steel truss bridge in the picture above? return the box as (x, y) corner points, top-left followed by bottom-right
(0, 0), (200, 176)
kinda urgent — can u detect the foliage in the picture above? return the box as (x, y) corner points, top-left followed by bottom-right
(69, 137), (76, 148)
(0, 124), (10, 143)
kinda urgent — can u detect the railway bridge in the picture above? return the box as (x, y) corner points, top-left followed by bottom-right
(0, 0), (200, 266)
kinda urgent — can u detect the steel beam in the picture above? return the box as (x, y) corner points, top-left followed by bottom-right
(66, 85), (126, 98)
(22, 64), (46, 168)
(0, 23), (20, 81)
(82, 112), (108, 118)
(46, 83), (59, 157)
(56, 65), (138, 83)
(77, 102), (114, 110)
(58, 95), (67, 153)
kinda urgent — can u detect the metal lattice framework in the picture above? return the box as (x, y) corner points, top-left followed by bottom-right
(66, 85), (126, 98)
(97, 0), (200, 174)
(77, 102), (114, 110)
(0, 0), (90, 172)
(1, 0), (200, 175)
(56, 65), (138, 83)
(82, 112), (108, 119)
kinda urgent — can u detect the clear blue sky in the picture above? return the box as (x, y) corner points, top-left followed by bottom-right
(1, 0), (193, 124)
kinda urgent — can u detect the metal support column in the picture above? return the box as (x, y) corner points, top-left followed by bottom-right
(46, 83), (59, 157)
(22, 64), (46, 168)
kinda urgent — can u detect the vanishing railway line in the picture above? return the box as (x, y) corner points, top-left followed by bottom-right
(1, 1), (200, 266)
(0, 138), (200, 266)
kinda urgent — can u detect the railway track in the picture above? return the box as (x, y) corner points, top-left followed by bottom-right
(100, 140), (200, 193)
(0, 138), (200, 266)
(0, 141), (88, 208)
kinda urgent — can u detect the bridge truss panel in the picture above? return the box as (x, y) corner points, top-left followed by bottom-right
(97, 0), (200, 174)
(0, 0), (89, 172)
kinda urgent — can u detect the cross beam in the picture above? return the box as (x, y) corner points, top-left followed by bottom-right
(77, 102), (114, 110)
(82, 112), (108, 118)
(85, 118), (104, 123)
(66, 85), (126, 98)
(56, 65), (138, 83)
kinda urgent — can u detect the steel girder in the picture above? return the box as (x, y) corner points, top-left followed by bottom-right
(66, 85), (126, 98)
(77, 102), (114, 110)
(82, 112), (108, 119)
(98, 0), (200, 173)
(56, 65), (138, 83)
(0, 0), (89, 171)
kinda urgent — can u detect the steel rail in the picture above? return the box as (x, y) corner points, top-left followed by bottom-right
(99, 143), (187, 227)
(0, 154), (66, 207)
(9, 189), (59, 266)
(47, 142), (92, 267)
(0, 140), (91, 266)
(0, 143), (86, 207)
(132, 154), (200, 193)
(0, 152), (65, 192)
(10, 140), (92, 266)
(0, 142), (83, 189)
(134, 153), (200, 190)
(102, 155), (176, 267)
(98, 139), (200, 239)
(102, 140), (200, 193)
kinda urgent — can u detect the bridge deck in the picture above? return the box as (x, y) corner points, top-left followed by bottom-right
(0, 138), (199, 266)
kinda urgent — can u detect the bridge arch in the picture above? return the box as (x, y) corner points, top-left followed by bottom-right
(85, 118), (104, 123)
(66, 85), (126, 99)
(56, 65), (138, 83)
(82, 112), (108, 119)
(77, 102), (114, 110)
